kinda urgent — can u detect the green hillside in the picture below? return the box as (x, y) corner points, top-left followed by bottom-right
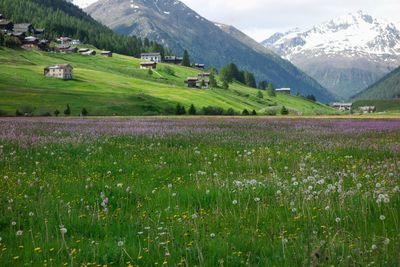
(352, 66), (400, 101)
(0, 47), (335, 116)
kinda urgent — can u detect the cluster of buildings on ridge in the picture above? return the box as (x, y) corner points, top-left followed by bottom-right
(332, 103), (376, 114)
(139, 52), (209, 89)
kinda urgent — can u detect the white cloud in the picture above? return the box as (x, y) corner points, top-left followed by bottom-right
(73, 0), (400, 41)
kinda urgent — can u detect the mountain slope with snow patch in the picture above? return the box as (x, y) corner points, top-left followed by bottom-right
(262, 11), (400, 99)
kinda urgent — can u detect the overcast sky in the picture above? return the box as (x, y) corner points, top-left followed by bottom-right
(74, 0), (400, 41)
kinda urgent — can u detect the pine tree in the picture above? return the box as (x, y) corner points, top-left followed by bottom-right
(242, 109), (250, 116)
(54, 110), (60, 117)
(64, 104), (71, 116)
(182, 50), (190, 67)
(175, 104), (186, 115)
(257, 91), (264, 99)
(81, 108), (88, 116)
(281, 106), (289, 115)
(222, 81), (229, 90)
(209, 72), (218, 88)
(188, 104), (196, 115)
(251, 110), (257, 116)
(0, 31), (4, 46)
(267, 83), (276, 97)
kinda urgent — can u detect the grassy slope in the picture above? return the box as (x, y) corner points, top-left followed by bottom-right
(0, 47), (335, 116)
(352, 66), (400, 101)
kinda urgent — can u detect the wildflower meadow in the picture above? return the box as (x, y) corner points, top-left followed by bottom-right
(0, 117), (399, 266)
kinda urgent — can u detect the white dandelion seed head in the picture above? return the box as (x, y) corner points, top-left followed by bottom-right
(335, 217), (341, 223)
(371, 244), (377, 250)
(16, 230), (23, 236)
(232, 200), (238, 205)
(379, 215), (386, 221)
(60, 227), (67, 235)
(117, 240), (124, 247)
(210, 233), (216, 238)
(383, 238), (390, 245)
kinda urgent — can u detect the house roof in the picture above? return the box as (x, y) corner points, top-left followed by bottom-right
(24, 36), (38, 42)
(45, 64), (73, 70)
(101, 51), (112, 54)
(0, 19), (12, 26)
(13, 23), (33, 32)
(275, 88), (291, 91)
(141, 52), (161, 56)
(9, 32), (25, 37)
(140, 62), (157, 65)
(186, 77), (199, 81)
(332, 103), (352, 106)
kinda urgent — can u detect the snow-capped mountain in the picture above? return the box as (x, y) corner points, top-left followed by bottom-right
(262, 11), (400, 99)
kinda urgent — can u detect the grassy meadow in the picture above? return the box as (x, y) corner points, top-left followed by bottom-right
(0, 117), (399, 266)
(0, 47), (335, 116)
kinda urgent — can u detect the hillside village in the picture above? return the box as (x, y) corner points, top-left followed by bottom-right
(0, 11), (377, 116)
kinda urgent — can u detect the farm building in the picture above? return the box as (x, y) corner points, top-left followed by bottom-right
(101, 51), (113, 57)
(185, 77), (209, 89)
(44, 64), (73, 80)
(141, 52), (162, 63)
(164, 56), (183, 65)
(58, 45), (77, 54)
(13, 23), (33, 35)
(194, 63), (205, 69)
(22, 36), (39, 49)
(332, 103), (353, 111)
(38, 39), (50, 51)
(79, 49), (96, 55)
(71, 39), (80, 45)
(275, 88), (291, 94)
(198, 73), (210, 79)
(0, 19), (13, 31)
(140, 62), (157, 69)
(57, 37), (72, 45)
(360, 106), (376, 114)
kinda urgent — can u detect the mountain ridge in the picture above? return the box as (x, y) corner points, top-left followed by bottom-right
(85, 0), (336, 103)
(352, 66), (400, 100)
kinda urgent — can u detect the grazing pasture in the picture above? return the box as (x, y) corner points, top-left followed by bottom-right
(0, 117), (399, 266)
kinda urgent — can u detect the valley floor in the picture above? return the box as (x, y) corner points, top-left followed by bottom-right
(0, 117), (399, 266)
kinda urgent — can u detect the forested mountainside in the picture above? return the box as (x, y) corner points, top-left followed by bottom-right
(0, 0), (167, 57)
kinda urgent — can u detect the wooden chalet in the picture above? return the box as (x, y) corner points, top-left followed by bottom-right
(140, 52), (162, 63)
(360, 106), (376, 114)
(185, 77), (209, 89)
(194, 63), (205, 69)
(332, 103), (353, 111)
(164, 56), (183, 65)
(275, 88), (291, 94)
(140, 62), (157, 69)
(0, 19), (13, 31)
(13, 23), (33, 35)
(22, 36), (39, 49)
(100, 51), (113, 57)
(44, 64), (73, 80)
